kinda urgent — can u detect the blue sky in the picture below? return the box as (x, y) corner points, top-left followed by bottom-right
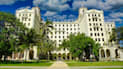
(0, 0), (122, 27)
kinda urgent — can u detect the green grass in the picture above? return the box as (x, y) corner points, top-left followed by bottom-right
(0, 62), (52, 66)
(66, 61), (123, 66)
(0, 60), (53, 66)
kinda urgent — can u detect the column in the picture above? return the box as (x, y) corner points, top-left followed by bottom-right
(12, 52), (15, 60)
(23, 49), (29, 60)
(33, 46), (38, 60)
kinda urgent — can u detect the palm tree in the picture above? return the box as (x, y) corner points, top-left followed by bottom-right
(38, 20), (56, 60)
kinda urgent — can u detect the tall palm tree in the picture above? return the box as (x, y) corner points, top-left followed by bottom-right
(38, 20), (56, 60)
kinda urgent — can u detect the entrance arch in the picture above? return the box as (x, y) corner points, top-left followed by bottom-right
(67, 53), (70, 60)
(106, 49), (110, 58)
(58, 53), (61, 60)
(29, 49), (34, 60)
(101, 49), (105, 58)
(115, 49), (119, 58)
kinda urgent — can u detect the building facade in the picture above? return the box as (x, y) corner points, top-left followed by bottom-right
(11, 7), (123, 61)
(47, 8), (123, 61)
(12, 7), (41, 60)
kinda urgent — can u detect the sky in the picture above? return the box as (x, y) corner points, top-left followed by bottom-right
(0, 0), (122, 27)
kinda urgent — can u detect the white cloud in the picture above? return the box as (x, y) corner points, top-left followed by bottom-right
(0, 0), (25, 5)
(72, 0), (123, 11)
(109, 12), (123, 18)
(33, 0), (70, 12)
(44, 11), (57, 16)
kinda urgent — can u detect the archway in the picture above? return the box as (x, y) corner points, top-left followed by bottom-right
(101, 49), (105, 58)
(115, 49), (119, 58)
(106, 49), (110, 58)
(62, 53), (66, 60)
(67, 53), (70, 60)
(58, 53), (61, 60)
(29, 49), (34, 60)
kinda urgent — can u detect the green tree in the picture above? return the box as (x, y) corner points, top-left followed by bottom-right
(0, 12), (26, 60)
(38, 20), (56, 60)
(60, 33), (100, 61)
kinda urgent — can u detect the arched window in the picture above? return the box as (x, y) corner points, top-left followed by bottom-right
(115, 49), (120, 58)
(106, 49), (110, 57)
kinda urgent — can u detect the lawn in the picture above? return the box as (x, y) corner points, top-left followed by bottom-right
(66, 61), (123, 66)
(0, 60), (53, 66)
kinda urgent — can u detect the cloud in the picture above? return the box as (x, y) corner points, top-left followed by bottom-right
(44, 11), (57, 16)
(0, 0), (25, 5)
(72, 0), (123, 11)
(33, 0), (70, 12)
(109, 12), (123, 18)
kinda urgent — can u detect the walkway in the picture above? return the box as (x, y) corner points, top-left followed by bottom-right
(48, 61), (69, 69)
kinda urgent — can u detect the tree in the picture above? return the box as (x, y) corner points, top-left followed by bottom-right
(0, 12), (26, 60)
(60, 33), (100, 61)
(109, 28), (117, 43)
(38, 20), (56, 60)
(18, 29), (40, 60)
(116, 27), (123, 46)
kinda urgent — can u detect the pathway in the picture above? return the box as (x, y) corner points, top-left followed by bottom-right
(48, 61), (70, 69)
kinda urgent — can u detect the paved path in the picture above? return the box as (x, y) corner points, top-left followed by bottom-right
(48, 61), (69, 69)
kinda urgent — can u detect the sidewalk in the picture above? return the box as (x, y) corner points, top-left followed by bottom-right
(48, 61), (70, 69)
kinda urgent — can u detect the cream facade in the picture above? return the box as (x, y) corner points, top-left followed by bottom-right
(14, 7), (41, 60)
(48, 8), (123, 61)
(11, 7), (123, 61)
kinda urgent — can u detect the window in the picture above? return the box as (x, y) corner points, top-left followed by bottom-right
(90, 33), (93, 36)
(29, 18), (31, 21)
(100, 23), (102, 26)
(28, 23), (30, 26)
(99, 19), (101, 21)
(63, 24), (64, 27)
(63, 36), (64, 38)
(63, 32), (65, 34)
(95, 38), (97, 41)
(74, 28), (76, 30)
(59, 25), (61, 27)
(95, 33), (96, 36)
(90, 28), (92, 31)
(89, 19), (91, 21)
(94, 27), (96, 31)
(98, 33), (100, 36)
(89, 23), (91, 26)
(102, 38), (104, 41)
(59, 36), (61, 38)
(88, 14), (90, 17)
(95, 14), (96, 16)
(74, 24), (76, 27)
(55, 24), (57, 27)
(29, 14), (31, 16)
(55, 36), (57, 38)
(102, 33), (104, 36)
(71, 28), (72, 30)
(98, 38), (100, 41)
(97, 27), (99, 31)
(101, 28), (103, 31)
